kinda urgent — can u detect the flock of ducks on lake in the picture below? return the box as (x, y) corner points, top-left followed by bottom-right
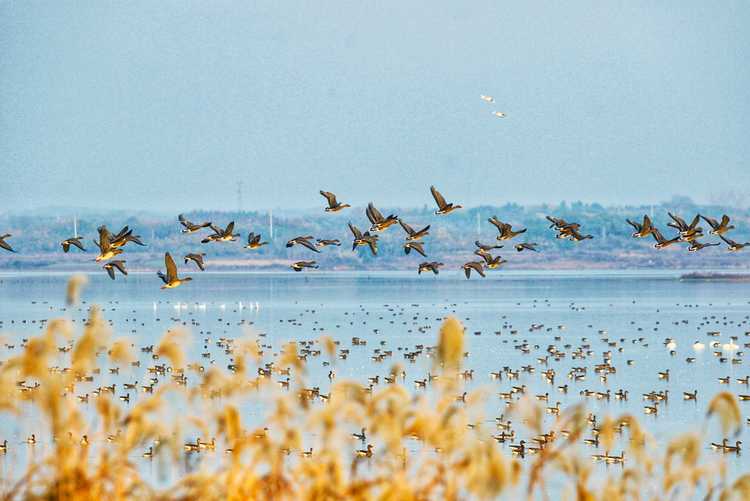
(0, 188), (747, 285)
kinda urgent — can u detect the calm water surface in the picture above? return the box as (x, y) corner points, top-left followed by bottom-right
(0, 270), (748, 487)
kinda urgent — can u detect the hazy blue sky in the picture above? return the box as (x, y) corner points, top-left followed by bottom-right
(1, 2), (748, 214)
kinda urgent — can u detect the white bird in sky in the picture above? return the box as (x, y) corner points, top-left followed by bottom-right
(480, 95), (495, 102)
(491, 111), (507, 118)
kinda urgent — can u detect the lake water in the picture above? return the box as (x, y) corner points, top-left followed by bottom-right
(0, 270), (748, 490)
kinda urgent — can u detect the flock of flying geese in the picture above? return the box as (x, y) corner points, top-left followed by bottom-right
(0, 187), (747, 286)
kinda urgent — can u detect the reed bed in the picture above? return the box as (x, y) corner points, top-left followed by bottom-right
(0, 278), (748, 501)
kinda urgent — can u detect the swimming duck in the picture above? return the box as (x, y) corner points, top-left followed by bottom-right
(710, 438), (728, 449)
(184, 253), (206, 271)
(301, 448), (313, 457)
(430, 186), (462, 215)
(244, 232), (269, 249)
(159, 252), (192, 289)
(142, 446), (154, 458)
(178, 214), (212, 233)
(291, 261), (318, 272)
(184, 438), (201, 451)
(398, 219), (430, 241)
(320, 190), (350, 212)
(366, 203), (399, 232)
(102, 260), (127, 280)
(352, 428), (366, 440)
(61, 237), (86, 253)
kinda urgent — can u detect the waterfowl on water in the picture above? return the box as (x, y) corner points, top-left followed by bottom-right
(356, 444), (373, 457)
(626, 215), (656, 238)
(403, 241), (426, 257)
(430, 186), (462, 215)
(61, 237), (86, 253)
(418, 261), (442, 275)
(178, 214), (212, 234)
(102, 260), (127, 280)
(291, 261), (318, 272)
(398, 219), (430, 241)
(27, 434), (36, 444)
(320, 190), (350, 212)
(184, 253), (206, 271)
(244, 232), (269, 249)
(701, 214), (734, 235)
(159, 252), (192, 289)
(301, 448), (313, 457)
(644, 402), (658, 414)
(286, 236), (321, 253)
(185, 438), (201, 451)
(80, 435), (89, 446)
(0, 440), (7, 452)
(366, 203), (399, 232)
(488, 217), (526, 241)
(710, 438), (728, 449)
(143, 446), (154, 458)
(724, 441), (742, 453)
(606, 451), (625, 463)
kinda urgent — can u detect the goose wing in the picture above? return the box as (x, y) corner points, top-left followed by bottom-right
(98, 226), (111, 252)
(165, 252), (178, 283)
(298, 239), (321, 253)
(488, 216), (504, 231)
(224, 221), (235, 236)
(111, 261), (127, 275)
(348, 222), (362, 239)
(105, 265), (115, 280)
(156, 270), (168, 284)
(320, 190), (337, 207)
(626, 219), (641, 231)
(398, 219), (415, 236)
(67, 237), (86, 251)
(367, 203), (384, 223)
(667, 213), (687, 231)
(430, 186), (447, 210)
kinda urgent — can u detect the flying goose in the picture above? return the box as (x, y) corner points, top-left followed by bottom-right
(403, 241), (427, 257)
(667, 213), (701, 236)
(179, 214), (212, 233)
(418, 261), (443, 275)
(366, 203), (399, 232)
(61, 237), (86, 253)
(480, 95), (495, 102)
(515, 243), (539, 252)
(686, 240), (719, 252)
(244, 233), (269, 249)
(184, 253), (206, 270)
(320, 190), (350, 212)
(461, 261), (486, 279)
(102, 260), (127, 280)
(291, 261), (318, 272)
(398, 219), (430, 241)
(286, 236), (321, 253)
(719, 235), (749, 251)
(626, 215), (656, 238)
(701, 214), (734, 235)
(651, 229), (680, 249)
(491, 111), (506, 117)
(315, 239), (341, 247)
(475, 240), (503, 253)
(476, 252), (506, 269)
(430, 186), (462, 215)
(348, 222), (378, 255)
(94, 226), (122, 261)
(488, 217), (526, 241)
(159, 252), (192, 289)
(0, 234), (15, 253)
